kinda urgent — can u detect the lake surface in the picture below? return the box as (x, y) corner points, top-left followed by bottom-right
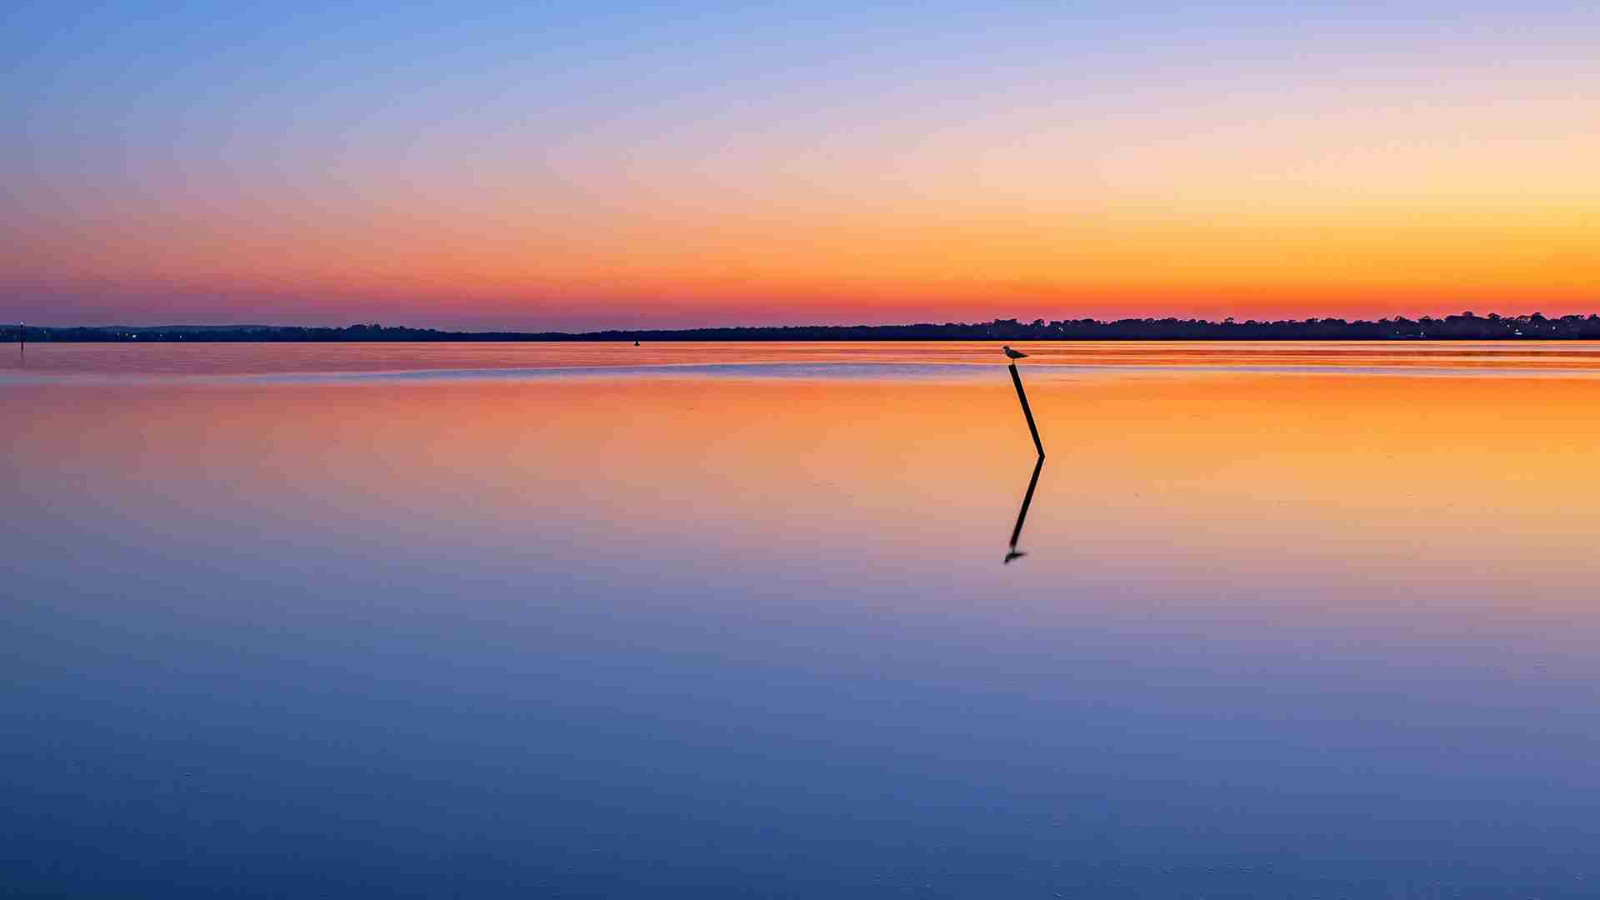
(5, 342), (1600, 897)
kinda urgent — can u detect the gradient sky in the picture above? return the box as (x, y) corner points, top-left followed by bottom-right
(3, 1), (1597, 329)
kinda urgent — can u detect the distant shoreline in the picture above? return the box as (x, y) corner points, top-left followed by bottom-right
(8, 314), (1600, 342)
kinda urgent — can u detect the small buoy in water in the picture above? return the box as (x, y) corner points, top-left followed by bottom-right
(634, 340), (640, 346)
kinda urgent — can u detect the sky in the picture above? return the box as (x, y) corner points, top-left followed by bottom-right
(2, 1), (1597, 330)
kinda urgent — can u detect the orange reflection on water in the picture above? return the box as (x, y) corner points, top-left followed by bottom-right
(9, 367), (1600, 636)
(14, 340), (1600, 377)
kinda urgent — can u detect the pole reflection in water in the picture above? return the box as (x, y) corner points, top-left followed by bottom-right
(1005, 455), (1044, 564)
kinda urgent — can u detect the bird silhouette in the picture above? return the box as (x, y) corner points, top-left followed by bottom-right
(1002, 345), (1028, 360)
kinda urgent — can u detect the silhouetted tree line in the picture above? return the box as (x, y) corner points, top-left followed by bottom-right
(10, 312), (1600, 342)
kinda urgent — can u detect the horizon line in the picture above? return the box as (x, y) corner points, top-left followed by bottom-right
(11, 310), (1599, 335)
(11, 311), (1600, 343)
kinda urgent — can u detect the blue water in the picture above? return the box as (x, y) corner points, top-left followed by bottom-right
(5, 345), (1600, 897)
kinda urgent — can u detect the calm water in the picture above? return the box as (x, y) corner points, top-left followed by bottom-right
(5, 342), (1600, 897)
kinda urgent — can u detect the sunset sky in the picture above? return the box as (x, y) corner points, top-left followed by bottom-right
(3, 2), (1597, 330)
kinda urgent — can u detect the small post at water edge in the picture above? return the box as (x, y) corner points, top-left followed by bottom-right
(1008, 362), (1044, 458)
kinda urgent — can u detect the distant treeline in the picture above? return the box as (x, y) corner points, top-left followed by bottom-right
(9, 312), (1600, 342)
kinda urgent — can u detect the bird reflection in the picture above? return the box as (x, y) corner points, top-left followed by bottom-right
(1005, 455), (1044, 564)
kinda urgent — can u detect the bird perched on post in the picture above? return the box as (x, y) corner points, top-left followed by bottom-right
(1002, 345), (1028, 360)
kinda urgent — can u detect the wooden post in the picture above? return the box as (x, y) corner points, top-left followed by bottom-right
(1008, 362), (1044, 458)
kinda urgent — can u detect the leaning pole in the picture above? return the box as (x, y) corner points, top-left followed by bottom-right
(1008, 362), (1044, 458)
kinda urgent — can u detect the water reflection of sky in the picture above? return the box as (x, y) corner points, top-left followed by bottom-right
(5, 350), (1600, 897)
(14, 339), (1600, 378)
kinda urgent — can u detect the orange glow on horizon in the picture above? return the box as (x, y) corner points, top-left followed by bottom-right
(5, 5), (1598, 328)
